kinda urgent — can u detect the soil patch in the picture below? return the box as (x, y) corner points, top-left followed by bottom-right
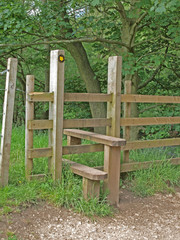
(0, 189), (180, 240)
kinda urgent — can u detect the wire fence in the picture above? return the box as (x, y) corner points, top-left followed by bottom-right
(0, 69), (9, 75)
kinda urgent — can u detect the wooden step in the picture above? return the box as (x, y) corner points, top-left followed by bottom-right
(63, 159), (107, 181)
(64, 129), (126, 147)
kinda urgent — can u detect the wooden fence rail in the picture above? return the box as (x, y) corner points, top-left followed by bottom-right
(121, 94), (180, 103)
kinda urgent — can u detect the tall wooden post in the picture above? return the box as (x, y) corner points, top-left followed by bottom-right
(0, 58), (18, 187)
(123, 81), (131, 163)
(25, 75), (34, 180)
(104, 56), (122, 205)
(49, 50), (65, 180)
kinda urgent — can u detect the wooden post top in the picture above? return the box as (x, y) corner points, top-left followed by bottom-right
(64, 129), (126, 147)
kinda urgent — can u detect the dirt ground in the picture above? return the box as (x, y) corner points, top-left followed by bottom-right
(0, 189), (180, 240)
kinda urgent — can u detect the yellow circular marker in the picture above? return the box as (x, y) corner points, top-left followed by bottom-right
(58, 55), (65, 62)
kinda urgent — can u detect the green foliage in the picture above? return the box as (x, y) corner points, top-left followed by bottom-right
(0, 0), (179, 135)
(128, 162), (180, 197)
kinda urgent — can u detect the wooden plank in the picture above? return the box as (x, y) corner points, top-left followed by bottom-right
(83, 178), (100, 199)
(64, 129), (126, 147)
(63, 118), (111, 128)
(28, 92), (54, 102)
(28, 148), (52, 158)
(121, 158), (180, 172)
(49, 50), (65, 180)
(63, 159), (107, 181)
(64, 93), (112, 102)
(28, 120), (53, 130)
(121, 94), (180, 103)
(121, 117), (180, 126)
(104, 146), (121, 206)
(0, 58), (18, 187)
(25, 75), (34, 180)
(104, 56), (123, 206)
(106, 56), (122, 137)
(123, 81), (131, 163)
(122, 138), (180, 151)
(63, 144), (104, 155)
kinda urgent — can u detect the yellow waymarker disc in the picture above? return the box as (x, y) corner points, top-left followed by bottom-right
(58, 55), (65, 62)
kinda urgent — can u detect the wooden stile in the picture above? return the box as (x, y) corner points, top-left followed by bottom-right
(49, 50), (65, 180)
(0, 58), (18, 187)
(25, 75), (34, 180)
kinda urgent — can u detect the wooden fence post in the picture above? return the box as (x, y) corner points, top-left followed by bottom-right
(0, 58), (18, 187)
(123, 80), (131, 163)
(104, 56), (122, 205)
(49, 50), (65, 181)
(25, 75), (34, 180)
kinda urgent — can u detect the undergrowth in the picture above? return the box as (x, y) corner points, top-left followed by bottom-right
(0, 126), (180, 217)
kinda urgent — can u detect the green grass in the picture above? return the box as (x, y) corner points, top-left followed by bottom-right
(0, 126), (113, 217)
(0, 126), (180, 218)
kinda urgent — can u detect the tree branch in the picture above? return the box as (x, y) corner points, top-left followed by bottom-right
(138, 46), (169, 89)
(0, 37), (130, 49)
(116, 1), (129, 23)
(138, 64), (162, 89)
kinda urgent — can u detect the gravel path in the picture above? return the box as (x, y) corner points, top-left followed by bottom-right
(0, 189), (180, 240)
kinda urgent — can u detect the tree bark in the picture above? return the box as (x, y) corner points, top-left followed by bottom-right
(65, 42), (106, 134)
(118, 11), (140, 140)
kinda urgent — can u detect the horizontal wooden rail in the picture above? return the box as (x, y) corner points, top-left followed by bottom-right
(29, 174), (47, 180)
(121, 94), (180, 103)
(63, 144), (104, 155)
(63, 138), (180, 154)
(63, 118), (111, 128)
(64, 93), (112, 102)
(121, 117), (180, 126)
(28, 92), (54, 102)
(122, 138), (180, 151)
(28, 120), (53, 130)
(28, 147), (52, 158)
(121, 158), (180, 172)
(64, 129), (126, 147)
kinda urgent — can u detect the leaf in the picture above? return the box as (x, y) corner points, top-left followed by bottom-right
(91, 0), (100, 6)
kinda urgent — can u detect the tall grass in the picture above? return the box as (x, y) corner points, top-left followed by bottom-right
(0, 126), (180, 217)
(0, 126), (113, 217)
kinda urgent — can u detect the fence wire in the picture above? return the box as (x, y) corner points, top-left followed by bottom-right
(0, 69), (9, 75)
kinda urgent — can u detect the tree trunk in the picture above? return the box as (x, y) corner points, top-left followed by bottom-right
(120, 21), (139, 140)
(65, 42), (107, 134)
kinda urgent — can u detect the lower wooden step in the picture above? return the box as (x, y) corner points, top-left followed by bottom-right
(63, 158), (107, 181)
